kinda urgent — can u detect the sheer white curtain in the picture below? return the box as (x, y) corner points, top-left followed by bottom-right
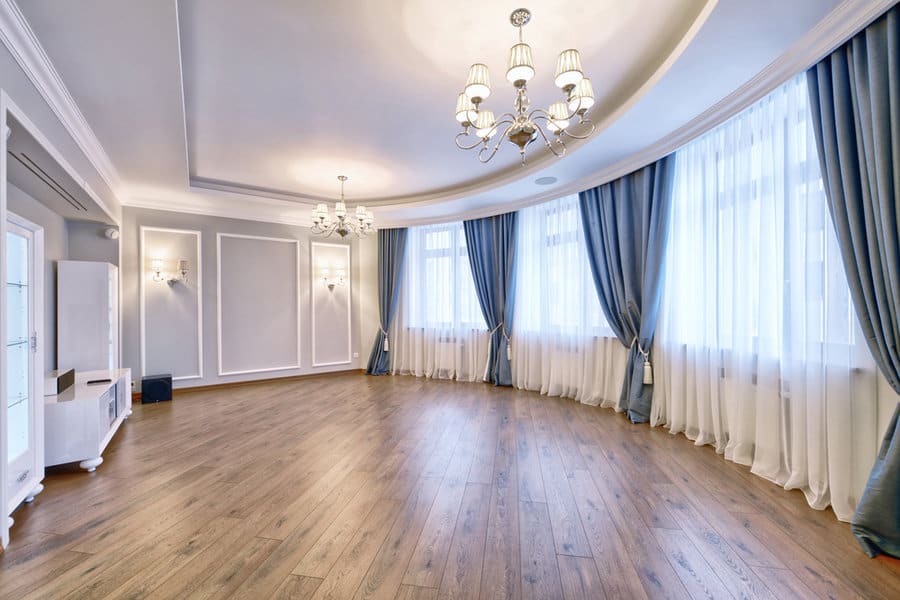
(654, 74), (891, 521)
(391, 221), (488, 381)
(512, 194), (627, 406)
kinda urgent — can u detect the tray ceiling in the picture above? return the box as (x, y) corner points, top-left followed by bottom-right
(14, 0), (859, 226)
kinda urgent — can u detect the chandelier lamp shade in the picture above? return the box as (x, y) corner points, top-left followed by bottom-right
(455, 8), (595, 165)
(310, 175), (375, 238)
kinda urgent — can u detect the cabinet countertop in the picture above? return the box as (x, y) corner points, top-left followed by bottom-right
(45, 369), (131, 405)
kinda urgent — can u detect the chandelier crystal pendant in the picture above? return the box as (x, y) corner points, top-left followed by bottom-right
(454, 8), (596, 165)
(310, 175), (374, 238)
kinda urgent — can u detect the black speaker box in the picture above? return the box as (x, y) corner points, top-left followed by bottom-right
(142, 374), (172, 403)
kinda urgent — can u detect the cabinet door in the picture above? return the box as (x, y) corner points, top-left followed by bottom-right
(6, 223), (36, 512)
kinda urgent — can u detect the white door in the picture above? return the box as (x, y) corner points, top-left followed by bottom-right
(6, 221), (37, 512)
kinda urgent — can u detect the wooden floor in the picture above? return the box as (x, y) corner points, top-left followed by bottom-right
(1, 373), (898, 599)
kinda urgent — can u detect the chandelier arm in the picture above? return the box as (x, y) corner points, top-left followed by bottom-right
(560, 117), (596, 140)
(456, 130), (487, 150)
(532, 123), (566, 158)
(478, 123), (515, 163)
(479, 116), (516, 141)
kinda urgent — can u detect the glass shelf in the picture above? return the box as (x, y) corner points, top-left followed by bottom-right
(7, 393), (27, 409)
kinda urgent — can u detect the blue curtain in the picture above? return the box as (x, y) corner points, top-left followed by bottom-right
(366, 228), (408, 375)
(578, 155), (676, 423)
(807, 4), (900, 559)
(463, 212), (518, 386)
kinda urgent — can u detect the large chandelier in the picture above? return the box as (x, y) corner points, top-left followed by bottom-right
(311, 175), (374, 238)
(455, 8), (595, 165)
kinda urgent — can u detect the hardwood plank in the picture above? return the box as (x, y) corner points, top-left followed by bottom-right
(735, 513), (865, 600)
(652, 528), (735, 600)
(578, 444), (690, 599)
(557, 554), (606, 600)
(752, 566), (820, 599)
(438, 482), (491, 599)
(519, 501), (563, 600)
(515, 397), (546, 503)
(353, 477), (441, 600)
(395, 584), (439, 600)
(531, 399), (592, 558)
(308, 498), (403, 599)
(403, 410), (481, 589)
(567, 468), (648, 600)
(272, 575), (323, 600)
(479, 399), (521, 600)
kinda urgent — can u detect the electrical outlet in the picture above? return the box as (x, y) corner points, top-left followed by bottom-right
(352, 352), (359, 358)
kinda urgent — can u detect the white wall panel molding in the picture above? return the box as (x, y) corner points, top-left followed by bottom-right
(139, 226), (202, 381)
(216, 232), (301, 376)
(310, 241), (351, 367)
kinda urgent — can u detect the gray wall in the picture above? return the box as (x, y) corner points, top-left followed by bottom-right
(66, 220), (119, 265)
(6, 183), (67, 371)
(121, 206), (379, 391)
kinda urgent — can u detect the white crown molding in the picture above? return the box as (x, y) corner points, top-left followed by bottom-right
(0, 0), (124, 206)
(125, 194), (310, 227)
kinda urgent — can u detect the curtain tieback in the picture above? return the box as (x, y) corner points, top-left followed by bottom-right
(380, 328), (390, 352)
(631, 336), (653, 385)
(489, 322), (513, 361)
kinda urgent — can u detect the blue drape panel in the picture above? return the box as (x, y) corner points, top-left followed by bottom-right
(807, 4), (900, 559)
(463, 212), (518, 386)
(366, 227), (408, 375)
(578, 155), (676, 423)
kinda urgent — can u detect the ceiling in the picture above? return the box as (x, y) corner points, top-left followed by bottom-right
(14, 0), (861, 226)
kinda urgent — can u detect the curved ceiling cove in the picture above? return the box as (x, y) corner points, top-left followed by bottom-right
(179, 0), (713, 204)
(15, 0), (875, 226)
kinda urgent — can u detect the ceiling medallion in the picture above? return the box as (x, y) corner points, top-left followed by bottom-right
(310, 175), (374, 238)
(455, 8), (596, 166)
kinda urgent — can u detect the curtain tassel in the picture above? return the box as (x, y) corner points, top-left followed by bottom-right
(643, 359), (653, 385)
(633, 336), (653, 385)
(381, 329), (390, 352)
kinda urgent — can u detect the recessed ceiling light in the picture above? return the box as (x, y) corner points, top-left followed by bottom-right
(535, 176), (558, 185)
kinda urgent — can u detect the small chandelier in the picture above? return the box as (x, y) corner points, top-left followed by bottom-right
(311, 175), (374, 238)
(455, 8), (595, 165)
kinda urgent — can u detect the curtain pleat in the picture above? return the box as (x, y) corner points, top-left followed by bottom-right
(366, 228), (408, 375)
(806, 4), (900, 558)
(579, 155), (676, 422)
(463, 213), (518, 386)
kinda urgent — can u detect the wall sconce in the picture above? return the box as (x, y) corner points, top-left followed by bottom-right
(151, 258), (189, 286)
(321, 268), (346, 291)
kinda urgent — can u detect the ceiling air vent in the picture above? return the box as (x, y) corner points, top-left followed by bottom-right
(7, 150), (87, 211)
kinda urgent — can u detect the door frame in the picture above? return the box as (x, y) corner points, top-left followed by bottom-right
(5, 212), (44, 518)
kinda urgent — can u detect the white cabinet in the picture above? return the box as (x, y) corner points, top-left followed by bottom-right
(57, 261), (118, 372)
(44, 369), (131, 471)
(5, 214), (45, 545)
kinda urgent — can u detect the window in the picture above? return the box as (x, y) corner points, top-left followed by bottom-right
(403, 222), (485, 330)
(661, 74), (855, 359)
(514, 193), (613, 337)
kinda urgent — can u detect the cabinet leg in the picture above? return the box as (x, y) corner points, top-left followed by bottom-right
(24, 483), (44, 503)
(79, 457), (103, 473)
